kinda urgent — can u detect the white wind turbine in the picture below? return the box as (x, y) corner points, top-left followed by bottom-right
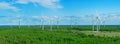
(47, 16), (54, 31)
(40, 16), (48, 30)
(69, 16), (79, 28)
(40, 16), (45, 30)
(92, 10), (102, 32)
(26, 16), (31, 28)
(54, 16), (60, 29)
(27, 19), (31, 28)
(84, 15), (95, 31)
(73, 16), (80, 26)
(101, 15), (108, 28)
(96, 16), (100, 32)
(65, 16), (75, 28)
(91, 15), (95, 31)
(70, 16), (74, 28)
(95, 11), (102, 32)
(16, 16), (22, 29)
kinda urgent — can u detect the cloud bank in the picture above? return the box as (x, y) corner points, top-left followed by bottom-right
(0, 2), (20, 12)
(16, 0), (63, 9)
(0, 0), (63, 11)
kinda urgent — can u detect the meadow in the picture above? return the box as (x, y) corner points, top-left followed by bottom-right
(0, 25), (120, 44)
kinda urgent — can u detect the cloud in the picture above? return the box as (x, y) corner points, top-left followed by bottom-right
(15, 0), (63, 9)
(0, 0), (62, 11)
(0, 2), (20, 12)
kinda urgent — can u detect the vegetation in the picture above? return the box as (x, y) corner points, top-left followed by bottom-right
(0, 25), (119, 44)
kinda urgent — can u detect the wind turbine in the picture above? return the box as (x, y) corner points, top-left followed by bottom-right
(26, 16), (31, 28)
(65, 16), (75, 28)
(70, 16), (73, 28)
(96, 16), (100, 32)
(54, 16), (60, 29)
(40, 16), (48, 30)
(92, 16), (95, 31)
(102, 16), (107, 28)
(69, 16), (80, 28)
(95, 10), (102, 32)
(91, 10), (102, 32)
(85, 15), (95, 31)
(73, 16), (80, 26)
(41, 16), (44, 30)
(48, 16), (54, 31)
(16, 16), (22, 29)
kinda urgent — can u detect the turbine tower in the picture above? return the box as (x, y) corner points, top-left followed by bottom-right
(54, 16), (60, 29)
(27, 17), (30, 28)
(16, 16), (21, 29)
(92, 10), (102, 32)
(92, 16), (95, 31)
(65, 16), (75, 28)
(48, 17), (54, 31)
(96, 16), (100, 32)
(95, 10), (101, 32)
(40, 16), (48, 30)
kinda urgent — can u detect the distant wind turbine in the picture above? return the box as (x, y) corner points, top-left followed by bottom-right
(95, 10), (102, 32)
(48, 17), (54, 31)
(65, 16), (75, 28)
(91, 10), (102, 32)
(16, 16), (21, 29)
(54, 16), (60, 29)
(27, 17), (31, 28)
(40, 16), (48, 30)
(92, 16), (95, 31)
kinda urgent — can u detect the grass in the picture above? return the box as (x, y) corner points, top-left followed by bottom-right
(80, 31), (120, 38)
(0, 25), (119, 44)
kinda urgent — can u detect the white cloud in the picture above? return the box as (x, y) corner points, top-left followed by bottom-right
(0, 0), (62, 11)
(16, 0), (63, 9)
(0, 2), (20, 12)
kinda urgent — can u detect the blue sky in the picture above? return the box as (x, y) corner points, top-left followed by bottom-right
(0, 0), (120, 25)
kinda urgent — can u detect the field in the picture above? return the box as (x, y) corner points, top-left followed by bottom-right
(0, 25), (120, 44)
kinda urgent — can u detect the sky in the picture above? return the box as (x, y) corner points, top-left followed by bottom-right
(0, 0), (120, 25)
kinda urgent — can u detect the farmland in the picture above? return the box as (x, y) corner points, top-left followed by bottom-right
(0, 25), (120, 44)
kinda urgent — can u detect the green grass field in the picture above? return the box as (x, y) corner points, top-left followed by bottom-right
(0, 25), (120, 44)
